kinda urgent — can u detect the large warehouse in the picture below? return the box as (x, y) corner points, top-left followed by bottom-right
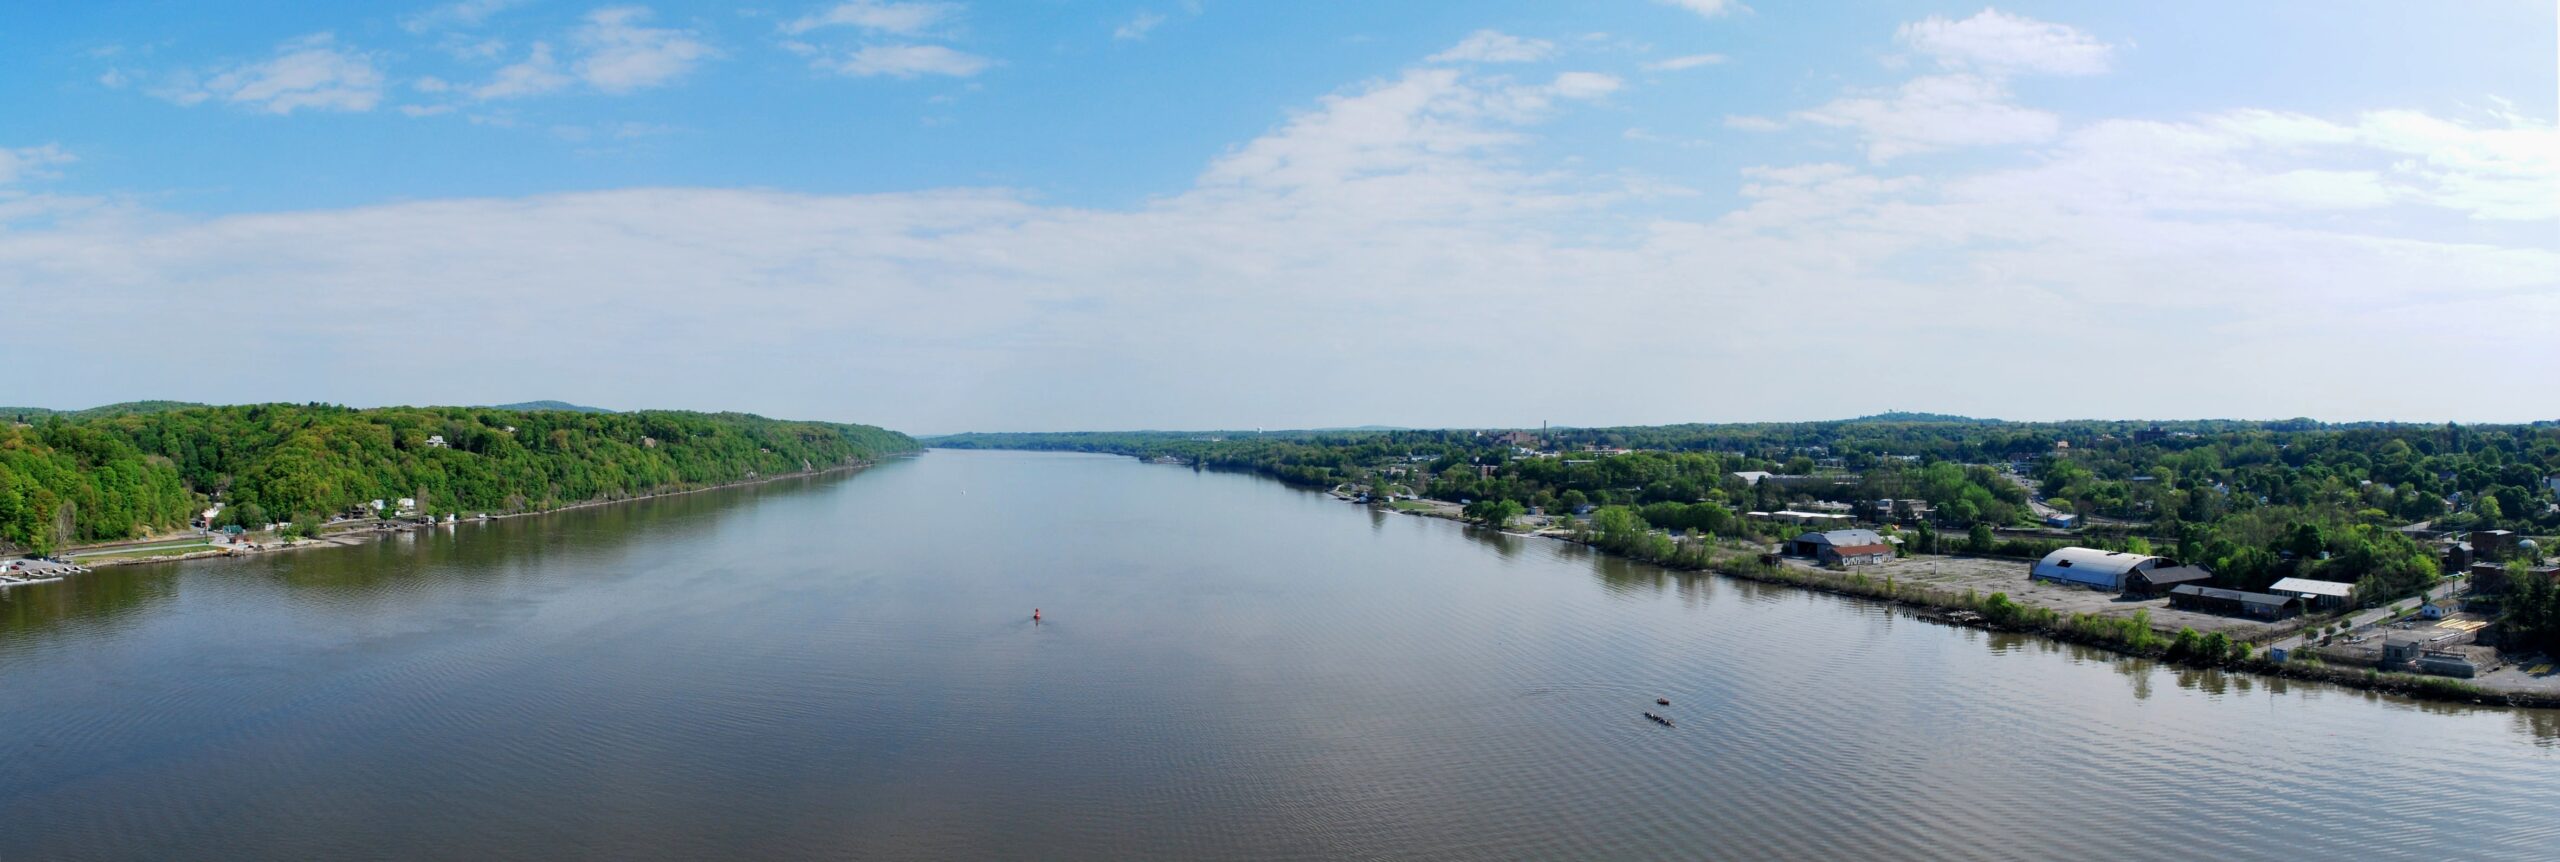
(2029, 547), (2166, 591)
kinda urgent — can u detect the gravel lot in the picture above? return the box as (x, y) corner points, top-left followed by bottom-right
(1782, 552), (2271, 637)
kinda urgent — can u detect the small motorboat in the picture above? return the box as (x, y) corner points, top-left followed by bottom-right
(1656, 697), (1670, 706)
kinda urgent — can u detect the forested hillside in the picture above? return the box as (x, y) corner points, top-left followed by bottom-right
(1, 404), (916, 554)
(0, 401), (209, 424)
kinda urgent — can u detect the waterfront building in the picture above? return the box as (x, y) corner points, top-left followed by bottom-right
(2029, 547), (2164, 591)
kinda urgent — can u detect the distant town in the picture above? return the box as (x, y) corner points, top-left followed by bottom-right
(938, 417), (2560, 704)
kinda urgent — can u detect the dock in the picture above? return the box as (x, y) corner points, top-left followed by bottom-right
(1, 558), (92, 586)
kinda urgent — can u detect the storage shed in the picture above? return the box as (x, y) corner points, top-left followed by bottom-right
(1791, 529), (1892, 566)
(2029, 547), (2164, 591)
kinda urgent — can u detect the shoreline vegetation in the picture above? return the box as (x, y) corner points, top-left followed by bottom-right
(1359, 487), (2544, 708)
(3, 401), (918, 559)
(931, 421), (2560, 711)
(57, 457), (903, 570)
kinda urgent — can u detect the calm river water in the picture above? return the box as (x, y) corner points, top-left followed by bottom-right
(4, 449), (2557, 860)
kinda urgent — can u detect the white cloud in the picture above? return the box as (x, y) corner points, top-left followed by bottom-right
(8, 38), (2552, 430)
(401, 0), (529, 34)
(1953, 108), (2560, 221)
(1722, 114), (1783, 132)
(1114, 11), (1166, 42)
(1426, 30), (1554, 64)
(159, 34), (386, 114)
(1897, 9), (2111, 77)
(1657, 0), (1746, 19)
(473, 42), (575, 99)
(1795, 74), (2057, 162)
(820, 44), (991, 78)
(0, 145), (75, 186)
(785, 1), (956, 36)
(573, 7), (716, 93)
(1645, 53), (1727, 71)
(1544, 71), (1621, 101)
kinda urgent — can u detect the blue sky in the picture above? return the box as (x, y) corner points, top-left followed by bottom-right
(3, 1), (2554, 432)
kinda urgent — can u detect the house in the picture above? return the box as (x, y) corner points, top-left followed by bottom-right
(1790, 529), (1892, 566)
(1732, 471), (1776, 486)
(424, 434), (449, 448)
(2029, 547), (2164, 591)
(2167, 585), (2298, 619)
(2123, 564), (2214, 597)
(2267, 577), (2356, 611)
(2419, 602), (2456, 620)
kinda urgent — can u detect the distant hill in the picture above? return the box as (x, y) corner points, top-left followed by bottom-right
(1847, 411), (2001, 424)
(489, 400), (616, 413)
(2, 400), (209, 423)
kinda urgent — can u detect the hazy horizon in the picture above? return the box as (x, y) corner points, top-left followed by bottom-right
(5, 2), (2553, 432)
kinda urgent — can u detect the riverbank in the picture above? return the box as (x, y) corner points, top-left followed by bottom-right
(47, 457), (902, 573)
(1326, 485), (2560, 710)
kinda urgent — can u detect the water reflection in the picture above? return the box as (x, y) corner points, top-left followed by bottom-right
(0, 565), (181, 639)
(0, 471), (853, 639)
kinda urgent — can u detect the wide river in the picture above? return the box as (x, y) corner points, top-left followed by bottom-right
(5, 449), (2557, 859)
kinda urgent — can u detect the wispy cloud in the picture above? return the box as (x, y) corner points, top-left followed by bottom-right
(1795, 73), (2057, 162)
(1657, 0), (1746, 20)
(784, 1), (989, 79)
(819, 43), (991, 78)
(785, 1), (957, 36)
(0, 144), (75, 185)
(1644, 53), (1727, 71)
(1113, 11), (1166, 42)
(436, 7), (716, 102)
(574, 7), (716, 93)
(400, 0), (529, 34)
(1896, 8), (2112, 77)
(1426, 30), (1554, 64)
(158, 33), (386, 114)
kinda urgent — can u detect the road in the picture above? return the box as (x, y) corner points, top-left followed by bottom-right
(2273, 575), (2466, 653)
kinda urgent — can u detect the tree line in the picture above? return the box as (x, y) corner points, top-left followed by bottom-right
(0, 404), (916, 555)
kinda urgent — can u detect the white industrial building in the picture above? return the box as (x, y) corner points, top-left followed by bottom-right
(2030, 547), (2165, 591)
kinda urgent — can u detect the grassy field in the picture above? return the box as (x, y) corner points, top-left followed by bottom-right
(76, 543), (220, 561)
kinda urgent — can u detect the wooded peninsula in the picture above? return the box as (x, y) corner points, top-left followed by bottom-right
(0, 402), (917, 555)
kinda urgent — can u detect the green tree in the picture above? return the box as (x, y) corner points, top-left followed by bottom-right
(1464, 499), (1525, 529)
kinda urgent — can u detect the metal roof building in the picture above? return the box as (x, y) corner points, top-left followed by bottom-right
(2267, 577), (2353, 599)
(1790, 529), (1892, 566)
(2029, 547), (2165, 591)
(1794, 529), (1884, 548)
(2125, 564), (2215, 597)
(2168, 585), (2299, 619)
(2268, 577), (2356, 609)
